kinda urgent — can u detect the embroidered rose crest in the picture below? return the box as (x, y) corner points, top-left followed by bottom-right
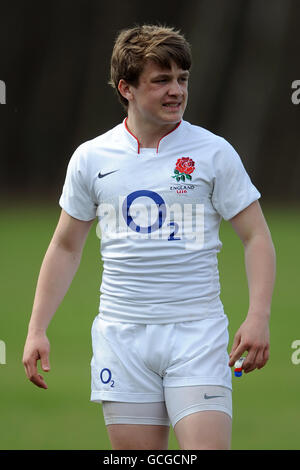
(172, 157), (195, 182)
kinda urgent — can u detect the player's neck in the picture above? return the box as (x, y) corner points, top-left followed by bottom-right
(126, 114), (180, 149)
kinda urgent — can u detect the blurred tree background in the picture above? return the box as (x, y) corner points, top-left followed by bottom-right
(0, 0), (299, 204)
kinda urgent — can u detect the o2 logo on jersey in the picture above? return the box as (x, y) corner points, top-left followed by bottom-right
(100, 368), (115, 387)
(96, 190), (204, 249)
(121, 190), (204, 249)
(122, 190), (166, 234)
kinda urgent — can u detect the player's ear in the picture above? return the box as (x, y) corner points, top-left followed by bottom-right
(118, 79), (134, 103)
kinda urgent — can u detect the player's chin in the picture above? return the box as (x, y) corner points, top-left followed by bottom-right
(160, 107), (184, 123)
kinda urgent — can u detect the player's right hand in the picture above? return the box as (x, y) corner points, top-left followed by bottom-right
(22, 333), (50, 389)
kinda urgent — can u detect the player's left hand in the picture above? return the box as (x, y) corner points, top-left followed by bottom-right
(228, 314), (270, 373)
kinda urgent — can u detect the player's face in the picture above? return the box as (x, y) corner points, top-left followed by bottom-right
(126, 60), (189, 128)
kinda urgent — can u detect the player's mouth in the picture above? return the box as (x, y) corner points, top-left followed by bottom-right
(162, 102), (182, 111)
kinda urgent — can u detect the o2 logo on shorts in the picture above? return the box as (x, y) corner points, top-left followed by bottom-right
(100, 368), (115, 387)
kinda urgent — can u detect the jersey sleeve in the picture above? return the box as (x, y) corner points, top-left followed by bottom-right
(211, 138), (261, 220)
(59, 144), (97, 221)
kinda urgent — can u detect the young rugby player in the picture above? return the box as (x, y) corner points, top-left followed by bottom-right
(23, 25), (276, 450)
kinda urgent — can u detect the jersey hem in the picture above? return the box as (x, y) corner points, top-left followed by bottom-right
(98, 301), (226, 324)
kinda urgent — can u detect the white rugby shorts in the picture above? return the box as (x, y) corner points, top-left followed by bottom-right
(90, 314), (232, 404)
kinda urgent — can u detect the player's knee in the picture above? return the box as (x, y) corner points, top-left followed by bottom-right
(180, 436), (230, 450)
(107, 424), (169, 450)
(188, 444), (230, 450)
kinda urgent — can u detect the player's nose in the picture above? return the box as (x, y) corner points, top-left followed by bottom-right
(167, 79), (184, 97)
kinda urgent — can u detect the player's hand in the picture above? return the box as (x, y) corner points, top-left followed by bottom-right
(228, 314), (270, 373)
(22, 332), (51, 389)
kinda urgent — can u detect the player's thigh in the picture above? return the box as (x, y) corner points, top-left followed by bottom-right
(102, 401), (170, 450)
(106, 424), (170, 450)
(174, 410), (232, 450)
(164, 385), (232, 450)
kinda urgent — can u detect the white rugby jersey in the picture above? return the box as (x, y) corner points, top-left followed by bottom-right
(59, 119), (260, 323)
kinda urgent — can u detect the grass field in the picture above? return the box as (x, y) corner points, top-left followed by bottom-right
(0, 201), (299, 450)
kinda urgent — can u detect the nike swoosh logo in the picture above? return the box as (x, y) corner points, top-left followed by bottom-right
(98, 170), (119, 178)
(204, 394), (224, 400)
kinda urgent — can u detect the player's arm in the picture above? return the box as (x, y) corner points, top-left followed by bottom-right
(22, 209), (95, 389)
(228, 200), (276, 373)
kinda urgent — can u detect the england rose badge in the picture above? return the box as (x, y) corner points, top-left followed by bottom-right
(172, 157), (195, 182)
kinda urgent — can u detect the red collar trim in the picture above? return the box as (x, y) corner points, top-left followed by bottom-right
(124, 117), (181, 154)
(124, 117), (141, 154)
(155, 121), (181, 153)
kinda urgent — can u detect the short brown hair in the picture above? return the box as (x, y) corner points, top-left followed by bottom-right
(109, 24), (192, 109)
